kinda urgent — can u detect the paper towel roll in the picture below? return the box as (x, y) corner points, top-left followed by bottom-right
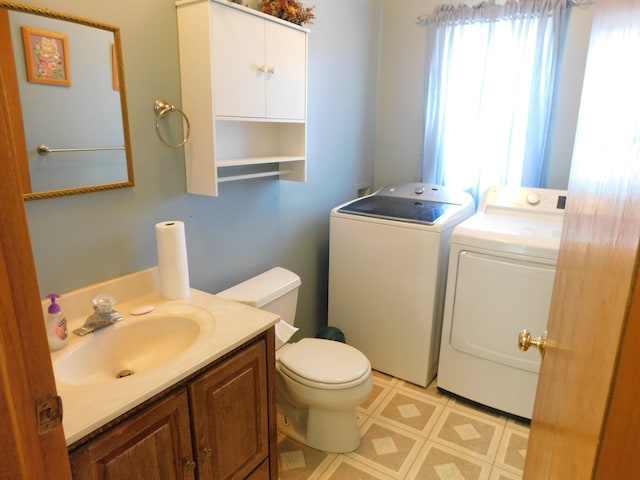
(156, 221), (190, 299)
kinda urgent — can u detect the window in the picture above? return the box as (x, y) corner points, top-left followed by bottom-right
(420, 0), (568, 202)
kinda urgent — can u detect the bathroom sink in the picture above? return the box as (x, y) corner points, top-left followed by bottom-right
(54, 305), (214, 385)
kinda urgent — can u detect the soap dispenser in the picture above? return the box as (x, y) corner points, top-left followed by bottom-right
(46, 293), (68, 351)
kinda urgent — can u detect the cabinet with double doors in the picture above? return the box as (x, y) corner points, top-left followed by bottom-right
(68, 330), (276, 480)
(176, 0), (308, 196)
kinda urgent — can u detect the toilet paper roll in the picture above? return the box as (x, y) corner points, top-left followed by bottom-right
(156, 221), (190, 300)
(275, 320), (299, 350)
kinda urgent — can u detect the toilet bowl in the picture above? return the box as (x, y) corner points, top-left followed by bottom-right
(217, 267), (373, 453)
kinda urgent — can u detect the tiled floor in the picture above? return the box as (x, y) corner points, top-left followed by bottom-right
(277, 371), (530, 480)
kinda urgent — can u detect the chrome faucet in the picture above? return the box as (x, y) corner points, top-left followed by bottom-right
(73, 294), (123, 336)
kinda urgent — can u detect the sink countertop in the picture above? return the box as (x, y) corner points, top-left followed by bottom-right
(47, 269), (279, 446)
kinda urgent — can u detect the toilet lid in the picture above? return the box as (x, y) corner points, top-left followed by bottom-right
(278, 338), (371, 386)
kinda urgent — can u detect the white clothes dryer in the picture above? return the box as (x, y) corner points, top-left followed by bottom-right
(328, 183), (475, 387)
(437, 186), (567, 419)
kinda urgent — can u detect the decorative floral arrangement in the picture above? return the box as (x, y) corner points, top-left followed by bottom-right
(261, 0), (315, 26)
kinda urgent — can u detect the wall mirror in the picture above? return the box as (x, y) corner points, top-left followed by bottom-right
(0, 1), (134, 200)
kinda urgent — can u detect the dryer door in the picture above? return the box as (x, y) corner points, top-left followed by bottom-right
(449, 250), (556, 373)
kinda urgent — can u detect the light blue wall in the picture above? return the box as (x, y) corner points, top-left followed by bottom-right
(23, 0), (382, 339)
(20, 0), (594, 340)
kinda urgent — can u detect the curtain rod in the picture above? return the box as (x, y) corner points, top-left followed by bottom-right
(417, 0), (595, 25)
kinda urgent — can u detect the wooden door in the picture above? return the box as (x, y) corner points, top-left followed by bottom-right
(0, 8), (72, 480)
(189, 339), (270, 480)
(69, 390), (196, 479)
(524, 0), (640, 478)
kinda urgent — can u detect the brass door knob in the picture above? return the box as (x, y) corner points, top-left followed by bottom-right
(518, 329), (547, 357)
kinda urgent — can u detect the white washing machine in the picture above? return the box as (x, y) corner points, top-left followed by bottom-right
(328, 183), (475, 387)
(437, 186), (567, 419)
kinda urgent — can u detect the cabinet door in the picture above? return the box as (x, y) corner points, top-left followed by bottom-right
(211, 2), (265, 118)
(265, 22), (307, 120)
(190, 340), (269, 480)
(69, 390), (195, 480)
(246, 460), (270, 480)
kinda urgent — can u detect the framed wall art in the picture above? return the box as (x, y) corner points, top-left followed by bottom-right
(21, 26), (71, 86)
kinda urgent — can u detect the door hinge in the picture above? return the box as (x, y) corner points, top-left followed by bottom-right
(36, 395), (63, 434)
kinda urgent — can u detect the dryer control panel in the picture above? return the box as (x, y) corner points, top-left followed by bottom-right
(480, 186), (567, 216)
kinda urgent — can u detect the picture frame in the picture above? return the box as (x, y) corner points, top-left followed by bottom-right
(21, 26), (72, 86)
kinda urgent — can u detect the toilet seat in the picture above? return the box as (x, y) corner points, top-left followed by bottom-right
(278, 338), (371, 390)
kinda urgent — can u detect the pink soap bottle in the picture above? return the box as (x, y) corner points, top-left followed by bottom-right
(46, 293), (68, 351)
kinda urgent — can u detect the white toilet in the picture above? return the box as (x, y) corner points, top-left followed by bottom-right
(217, 267), (373, 453)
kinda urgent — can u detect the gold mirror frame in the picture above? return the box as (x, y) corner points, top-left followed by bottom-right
(0, 1), (134, 200)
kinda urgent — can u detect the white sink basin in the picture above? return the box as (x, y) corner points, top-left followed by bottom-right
(54, 304), (214, 385)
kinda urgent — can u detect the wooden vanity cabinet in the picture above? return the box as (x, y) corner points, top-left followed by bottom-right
(69, 390), (196, 479)
(189, 340), (269, 479)
(69, 330), (277, 480)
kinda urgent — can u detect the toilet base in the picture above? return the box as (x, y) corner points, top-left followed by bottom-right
(306, 407), (362, 452)
(277, 408), (362, 453)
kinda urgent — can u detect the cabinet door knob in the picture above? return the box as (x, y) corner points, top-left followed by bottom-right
(200, 447), (213, 457)
(257, 65), (267, 73)
(184, 460), (197, 470)
(267, 66), (277, 75)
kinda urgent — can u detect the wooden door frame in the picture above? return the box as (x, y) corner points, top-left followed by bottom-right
(593, 262), (640, 476)
(0, 9), (30, 192)
(0, 8), (71, 480)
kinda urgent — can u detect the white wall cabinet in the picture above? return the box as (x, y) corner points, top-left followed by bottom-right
(176, 0), (308, 196)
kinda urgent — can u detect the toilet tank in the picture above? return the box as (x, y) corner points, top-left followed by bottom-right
(216, 267), (301, 326)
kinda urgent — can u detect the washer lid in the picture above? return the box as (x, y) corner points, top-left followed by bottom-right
(338, 195), (458, 225)
(278, 338), (370, 385)
(335, 183), (475, 227)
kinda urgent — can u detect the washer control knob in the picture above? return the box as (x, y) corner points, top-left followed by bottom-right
(526, 193), (540, 205)
(414, 186), (425, 195)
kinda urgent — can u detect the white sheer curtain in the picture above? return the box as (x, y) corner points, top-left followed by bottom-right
(421, 0), (568, 202)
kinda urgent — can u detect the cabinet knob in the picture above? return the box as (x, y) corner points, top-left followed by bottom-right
(184, 460), (197, 470)
(267, 66), (277, 75)
(257, 65), (267, 73)
(200, 447), (213, 457)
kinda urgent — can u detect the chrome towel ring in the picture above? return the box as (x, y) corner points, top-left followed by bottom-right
(153, 99), (191, 149)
